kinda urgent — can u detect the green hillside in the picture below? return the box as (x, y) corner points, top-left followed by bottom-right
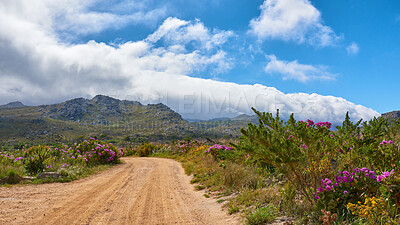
(0, 95), (204, 145)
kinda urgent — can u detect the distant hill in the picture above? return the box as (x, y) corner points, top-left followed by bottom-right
(381, 111), (400, 120)
(0, 95), (207, 144)
(231, 114), (259, 123)
(189, 114), (258, 138)
(0, 101), (26, 109)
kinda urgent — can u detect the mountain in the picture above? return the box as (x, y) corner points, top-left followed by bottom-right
(231, 114), (259, 123)
(0, 101), (26, 109)
(189, 114), (258, 138)
(381, 111), (400, 120)
(0, 95), (205, 145)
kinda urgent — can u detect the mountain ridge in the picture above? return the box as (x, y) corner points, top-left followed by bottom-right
(0, 101), (26, 109)
(0, 95), (200, 144)
(381, 110), (400, 120)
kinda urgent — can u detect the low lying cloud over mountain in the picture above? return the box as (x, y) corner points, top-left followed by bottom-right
(0, 0), (379, 123)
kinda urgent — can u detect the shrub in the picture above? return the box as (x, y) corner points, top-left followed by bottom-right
(23, 145), (52, 175)
(347, 196), (394, 224)
(240, 108), (334, 204)
(5, 169), (22, 184)
(70, 138), (123, 165)
(204, 144), (234, 161)
(137, 143), (155, 157)
(239, 109), (400, 222)
(0, 156), (25, 179)
(178, 140), (201, 154)
(122, 145), (136, 156)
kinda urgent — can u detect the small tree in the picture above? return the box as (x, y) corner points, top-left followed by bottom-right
(240, 108), (335, 204)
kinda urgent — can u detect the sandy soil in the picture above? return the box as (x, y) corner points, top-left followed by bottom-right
(0, 157), (239, 225)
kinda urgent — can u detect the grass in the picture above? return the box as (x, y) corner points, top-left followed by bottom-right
(29, 164), (114, 184)
(245, 205), (277, 225)
(228, 205), (240, 215)
(0, 161), (116, 186)
(195, 185), (206, 190)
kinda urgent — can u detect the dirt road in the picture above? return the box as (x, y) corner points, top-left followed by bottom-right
(0, 157), (239, 225)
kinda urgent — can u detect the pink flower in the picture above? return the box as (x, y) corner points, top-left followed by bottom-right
(325, 185), (332, 191)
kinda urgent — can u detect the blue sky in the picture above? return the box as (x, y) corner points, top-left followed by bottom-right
(80, 0), (399, 113)
(0, 0), (398, 122)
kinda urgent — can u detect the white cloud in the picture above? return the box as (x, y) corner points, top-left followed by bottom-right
(147, 17), (234, 51)
(264, 55), (336, 82)
(249, 0), (342, 46)
(0, 0), (167, 40)
(0, 0), (379, 124)
(346, 42), (359, 55)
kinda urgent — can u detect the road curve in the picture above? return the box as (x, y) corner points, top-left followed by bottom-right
(0, 157), (239, 225)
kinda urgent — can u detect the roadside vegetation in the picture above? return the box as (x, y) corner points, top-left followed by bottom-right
(0, 138), (123, 184)
(2, 107), (400, 224)
(129, 108), (400, 224)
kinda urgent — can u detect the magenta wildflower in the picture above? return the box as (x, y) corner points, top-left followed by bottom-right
(325, 185), (332, 191)
(306, 119), (314, 128)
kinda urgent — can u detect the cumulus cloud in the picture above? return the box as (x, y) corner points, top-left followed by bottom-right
(0, 0), (379, 123)
(264, 55), (336, 82)
(346, 42), (359, 55)
(0, 0), (167, 40)
(147, 17), (234, 51)
(249, 0), (342, 46)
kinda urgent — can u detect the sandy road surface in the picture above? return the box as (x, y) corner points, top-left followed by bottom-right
(0, 157), (239, 225)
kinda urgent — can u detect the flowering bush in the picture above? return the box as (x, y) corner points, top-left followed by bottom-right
(193, 145), (208, 154)
(204, 144), (233, 160)
(347, 196), (394, 224)
(23, 145), (52, 175)
(178, 140), (201, 154)
(238, 108), (400, 222)
(70, 138), (123, 165)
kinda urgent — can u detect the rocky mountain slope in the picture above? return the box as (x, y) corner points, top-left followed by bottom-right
(381, 110), (400, 120)
(0, 95), (262, 145)
(0, 95), (204, 144)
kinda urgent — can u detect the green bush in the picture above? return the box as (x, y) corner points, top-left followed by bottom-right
(239, 109), (400, 222)
(5, 169), (22, 184)
(23, 145), (52, 175)
(122, 145), (136, 156)
(137, 143), (155, 157)
(0, 157), (24, 179)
